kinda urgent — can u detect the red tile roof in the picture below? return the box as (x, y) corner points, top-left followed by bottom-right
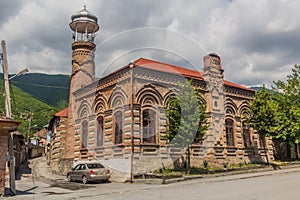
(134, 58), (203, 80)
(133, 58), (253, 91)
(55, 108), (68, 117)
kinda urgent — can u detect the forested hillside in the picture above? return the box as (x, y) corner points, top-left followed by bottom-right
(0, 79), (58, 134)
(0, 73), (70, 109)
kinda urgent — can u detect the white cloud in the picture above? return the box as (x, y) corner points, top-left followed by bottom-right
(0, 0), (299, 87)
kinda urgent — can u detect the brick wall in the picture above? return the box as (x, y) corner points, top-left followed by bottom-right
(0, 132), (8, 196)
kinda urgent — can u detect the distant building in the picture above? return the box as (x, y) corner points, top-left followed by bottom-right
(49, 7), (274, 177)
(48, 108), (71, 174)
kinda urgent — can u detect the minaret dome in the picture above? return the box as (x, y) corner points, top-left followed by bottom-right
(69, 5), (99, 42)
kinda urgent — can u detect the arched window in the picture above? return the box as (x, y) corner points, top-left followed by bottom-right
(242, 122), (251, 147)
(225, 119), (234, 147)
(142, 109), (156, 143)
(97, 116), (104, 147)
(114, 111), (123, 144)
(82, 120), (88, 148)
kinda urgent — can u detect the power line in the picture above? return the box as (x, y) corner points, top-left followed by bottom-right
(10, 80), (69, 89)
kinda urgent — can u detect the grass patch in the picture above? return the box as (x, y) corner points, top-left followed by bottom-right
(154, 162), (282, 176)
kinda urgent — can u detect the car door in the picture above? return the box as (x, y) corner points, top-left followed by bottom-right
(71, 164), (82, 181)
(79, 164), (87, 179)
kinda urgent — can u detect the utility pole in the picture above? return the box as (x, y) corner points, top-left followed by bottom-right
(1, 40), (16, 195)
(1, 40), (11, 118)
(26, 108), (33, 160)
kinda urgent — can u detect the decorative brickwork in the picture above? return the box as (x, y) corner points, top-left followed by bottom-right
(66, 55), (274, 175)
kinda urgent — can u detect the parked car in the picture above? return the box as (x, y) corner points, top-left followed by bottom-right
(67, 162), (110, 184)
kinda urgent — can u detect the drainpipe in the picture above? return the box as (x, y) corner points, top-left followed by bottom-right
(129, 62), (135, 182)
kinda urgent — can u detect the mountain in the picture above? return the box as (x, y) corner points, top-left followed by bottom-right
(0, 79), (58, 134)
(250, 86), (273, 92)
(0, 73), (70, 109)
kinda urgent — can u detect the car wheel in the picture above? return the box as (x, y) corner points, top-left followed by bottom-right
(67, 174), (72, 182)
(82, 176), (88, 184)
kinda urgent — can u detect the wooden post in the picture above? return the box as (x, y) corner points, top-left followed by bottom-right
(1, 40), (11, 119)
(26, 109), (33, 160)
(1, 40), (16, 195)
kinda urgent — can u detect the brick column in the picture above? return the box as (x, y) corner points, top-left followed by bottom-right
(0, 132), (8, 196)
(202, 53), (225, 160)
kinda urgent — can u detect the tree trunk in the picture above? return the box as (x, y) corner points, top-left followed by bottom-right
(296, 143), (300, 160)
(261, 135), (269, 164)
(187, 146), (191, 174)
(286, 143), (291, 160)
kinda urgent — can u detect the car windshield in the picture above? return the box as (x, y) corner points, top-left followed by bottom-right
(87, 163), (104, 169)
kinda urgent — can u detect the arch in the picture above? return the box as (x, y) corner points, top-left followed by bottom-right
(94, 94), (108, 114)
(197, 94), (207, 106)
(239, 101), (251, 117)
(225, 98), (238, 116)
(136, 84), (163, 106)
(163, 90), (177, 108)
(108, 86), (127, 109)
(77, 99), (91, 119)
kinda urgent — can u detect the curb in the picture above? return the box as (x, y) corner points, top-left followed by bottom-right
(133, 164), (300, 185)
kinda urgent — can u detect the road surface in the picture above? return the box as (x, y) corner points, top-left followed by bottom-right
(3, 167), (300, 200)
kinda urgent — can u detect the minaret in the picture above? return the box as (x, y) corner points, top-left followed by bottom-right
(66, 6), (99, 159)
(69, 5), (99, 88)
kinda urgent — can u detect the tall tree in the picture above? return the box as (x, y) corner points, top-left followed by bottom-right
(272, 65), (300, 144)
(166, 79), (209, 168)
(272, 65), (300, 158)
(247, 86), (280, 163)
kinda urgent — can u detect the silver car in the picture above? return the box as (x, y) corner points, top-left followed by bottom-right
(67, 162), (110, 184)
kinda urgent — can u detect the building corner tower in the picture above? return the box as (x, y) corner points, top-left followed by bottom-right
(66, 6), (99, 160)
(202, 53), (225, 161)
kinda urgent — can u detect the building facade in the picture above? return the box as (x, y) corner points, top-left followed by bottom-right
(49, 7), (274, 177)
(70, 55), (274, 174)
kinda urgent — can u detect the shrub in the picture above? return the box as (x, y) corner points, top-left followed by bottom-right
(203, 160), (208, 168)
(223, 163), (228, 169)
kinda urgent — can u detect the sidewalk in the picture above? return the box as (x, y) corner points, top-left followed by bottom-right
(134, 162), (300, 184)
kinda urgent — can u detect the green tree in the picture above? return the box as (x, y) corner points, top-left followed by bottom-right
(165, 79), (209, 169)
(247, 86), (280, 164)
(272, 65), (300, 144)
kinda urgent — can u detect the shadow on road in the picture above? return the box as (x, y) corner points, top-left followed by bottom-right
(15, 160), (32, 180)
(4, 186), (37, 197)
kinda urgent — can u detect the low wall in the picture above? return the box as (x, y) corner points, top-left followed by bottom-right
(30, 146), (45, 159)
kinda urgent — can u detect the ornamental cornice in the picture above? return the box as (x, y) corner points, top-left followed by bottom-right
(73, 81), (98, 98)
(133, 68), (207, 91)
(225, 86), (254, 99)
(97, 68), (130, 91)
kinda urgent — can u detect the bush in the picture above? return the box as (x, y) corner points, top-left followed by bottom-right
(203, 160), (208, 168)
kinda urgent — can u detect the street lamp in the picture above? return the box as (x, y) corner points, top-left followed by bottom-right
(9, 68), (29, 81)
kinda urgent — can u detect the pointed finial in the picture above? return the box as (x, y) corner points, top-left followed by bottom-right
(84, 5), (86, 10)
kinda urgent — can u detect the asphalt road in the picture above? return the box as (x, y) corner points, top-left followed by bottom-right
(3, 167), (300, 200)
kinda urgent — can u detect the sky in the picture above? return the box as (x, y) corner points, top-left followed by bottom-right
(0, 0), (299, 87)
